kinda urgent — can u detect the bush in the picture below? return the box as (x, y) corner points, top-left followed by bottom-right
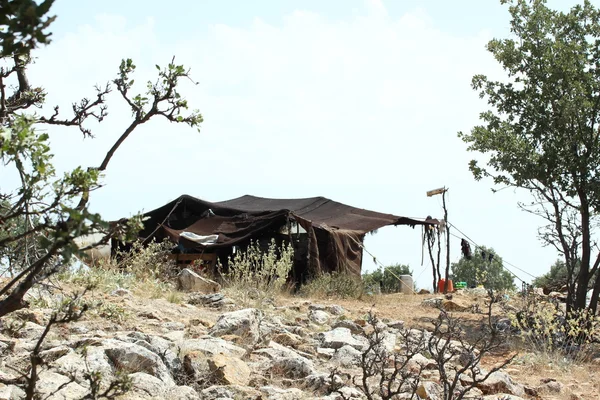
(299, 271), (364, 299)
(218, 239), (294, 306)
(508, 295), (600, 363)
(362, 264), (412, 294)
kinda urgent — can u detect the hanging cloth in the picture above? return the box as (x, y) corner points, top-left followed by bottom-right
(460, 239), (472, 260)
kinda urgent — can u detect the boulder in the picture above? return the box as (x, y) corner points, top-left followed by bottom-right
(259, 386), (306, 400)
(537, 378), (563, 393)
(475, 371), (525, 397)
(165, 386), (200, 400)
(422, 298), (443, 308)
(271, 356), (317, 379)
(178, 269), (221, 293)
(103, 339), (175, 386)
(201, 385), (261, 400)
(332, 320), (363, 334)
(187, 292), (234, 308)
(129, 372), (168, 397)
(35, 371), (88, 400)
(416, 381), (443, 400)
(209, 308), (262, 344)
(406, 353), (437, 372)
(0, 384), (25, 400)
(309, 304), (345, 316)
(308, 309), (330, 325)
(272, 332), (303, 348)
(317, 328), (368, 350)
(179, 337), (246, 358)
(208, 354), (251, 386)
(330, 345), (362, 368)
(386, 320), (405, 330)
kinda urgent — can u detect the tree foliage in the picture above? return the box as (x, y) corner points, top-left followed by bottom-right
(451, 247), (516, 291)
(362, 264), (412, 293)
(459, 0), (600, 312)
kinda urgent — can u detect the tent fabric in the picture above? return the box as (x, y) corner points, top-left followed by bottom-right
(122, 194), (436, 278)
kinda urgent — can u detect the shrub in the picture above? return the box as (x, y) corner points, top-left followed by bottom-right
(299, 271), (364, 299)
(218, 239), (294, 306)
(508, 294), (600, 363)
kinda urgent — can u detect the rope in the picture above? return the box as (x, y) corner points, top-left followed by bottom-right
(348, 235), (418, 295)
(446, 222), (533, 284)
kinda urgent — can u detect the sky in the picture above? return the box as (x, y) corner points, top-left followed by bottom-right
(7, 0), (594, 290)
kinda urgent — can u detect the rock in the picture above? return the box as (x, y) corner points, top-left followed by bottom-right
(138, 310), (161, 320)
(538, 378), (563, 393)
(39, 346), (70, 363)
(129, 372), (167, 397)
(103, 339), (175, 386)
(422, 298), (443, 308)
(272, 332), (303, 348)
(201, 385), (261, 400)
(179, 337), (246, 358)
(209, 308), (262, 344)
(35, 371), (88, 400)
(208, 354), (251, 386)
(441, 299), (470, 312)
(178, 268), (220, 293)
(14, 309), (45, 325)
(416, 381), (443, 400)
(162, 321), (186, 331)
(475, 371), (525, 397)
(308, 309), (330, 325)
(332, 319), (363, 334)
(481, 396), (526, 400)
(386, 320), (405, 330)
(128, 333), (182, 376)
(406, 353), (437, 372)
(271, 356), (317, 378)
(259, 386), (306, 400)
(187, 292), (234, 308)
(316, 347), (336, 359)
(165, 386), (200, 400)
(14, 321), (45, 340)
(111, 288), (132, 297)
(330, 345), (362, 368)
(0, 384), (25, 400)
(309, 304), (345, 316)
(317, 328), (368, 350)
(419, 289), (431, 294)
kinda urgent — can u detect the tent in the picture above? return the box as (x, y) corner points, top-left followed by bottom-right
(114, 194), (437, 282)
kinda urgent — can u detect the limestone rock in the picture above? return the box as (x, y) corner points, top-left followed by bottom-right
(406, 353), (437, 372)
(36, 371), (88, 400)
(475, 371), (525, 397)
(201, 385), (261, 400)
(309, 304), (345, 316)
(259, 386), (306, 400)
(317, 328), (368, 350)
(103, 339), (175, 386)
(179, 337), (246, 358)
(0, 383), (25, 400)
(187, 292), (234, 308)
(165, 386), (200, 400)
(271, 356), (317, 379)
(308, 309), (330, 325)
(178, 268), (221, 293)
(209, 308), (262, 344)
(13, 309), (45, 325)
(416, 381), (443, 400)
(332, 319), (363, 334)
(330, 345), (362, 368)
(272, 332), (303, 348)
(481, 396), (526, 400)
(129, 372), (167, 397)
(208, 354), (251, 386)
(538, 378), (563, 394)
(422, 298), (443, 308)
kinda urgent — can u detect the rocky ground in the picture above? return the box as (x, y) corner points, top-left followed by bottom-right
(0, 273), (598, 400)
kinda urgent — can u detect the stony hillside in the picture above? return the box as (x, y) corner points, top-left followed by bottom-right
(0, 273), (598, 400)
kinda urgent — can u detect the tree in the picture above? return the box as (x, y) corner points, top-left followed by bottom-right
(451, 247), (516, 291)
(1, 1), (202, 396)
(362, 264), (412, 293)
(459, 0), (600, 313)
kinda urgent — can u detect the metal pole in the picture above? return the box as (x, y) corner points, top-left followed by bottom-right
(442, 189), (450, 293)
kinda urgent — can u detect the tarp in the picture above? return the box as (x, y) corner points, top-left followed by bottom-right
(120, 194), (437, 279)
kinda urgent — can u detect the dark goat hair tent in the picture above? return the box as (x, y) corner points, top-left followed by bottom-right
(115, 194), (436, 282)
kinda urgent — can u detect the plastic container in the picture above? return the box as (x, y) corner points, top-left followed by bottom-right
(454, 281), (467, 289)
(438, 278), (454, 293)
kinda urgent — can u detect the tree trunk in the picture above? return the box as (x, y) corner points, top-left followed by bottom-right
(575, 198), (591, 311)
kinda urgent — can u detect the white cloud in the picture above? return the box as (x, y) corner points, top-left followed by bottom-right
(22, 0), (557, 289)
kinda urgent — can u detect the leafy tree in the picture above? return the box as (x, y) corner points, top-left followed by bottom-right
(459, 0), (600, 312)
(362, 264), (412, 293)
(0, 0), (202, 395)
(451, 247), (516, 292)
